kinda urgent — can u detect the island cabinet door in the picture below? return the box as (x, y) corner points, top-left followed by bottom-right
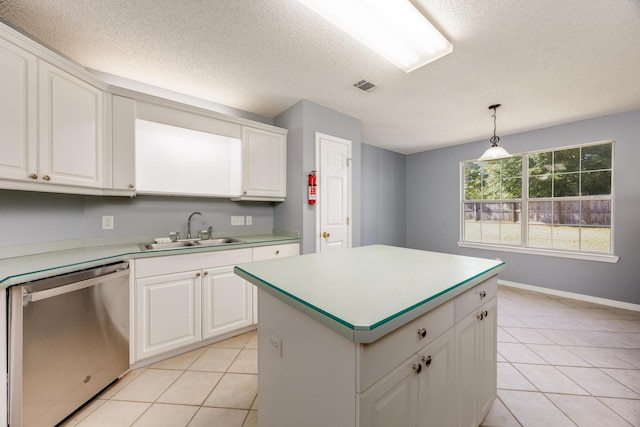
(455, 296), (497, 427)
(201, 265), (252, 339)
(358, 355), (419, 427)
(416, 328), (455, 427)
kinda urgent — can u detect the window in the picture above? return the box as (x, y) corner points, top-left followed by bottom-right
(461, 141), (614, 258)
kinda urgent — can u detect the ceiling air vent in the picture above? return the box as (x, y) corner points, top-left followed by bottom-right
(353, 79), (376, 92)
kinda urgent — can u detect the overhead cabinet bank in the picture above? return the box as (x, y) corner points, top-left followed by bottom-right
(0, 22), (287, 201)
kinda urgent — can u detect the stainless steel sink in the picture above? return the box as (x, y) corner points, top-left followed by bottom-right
(139, 240), (198, 250)
(195, 237), (243, 246)
(139, 237), (243, 251)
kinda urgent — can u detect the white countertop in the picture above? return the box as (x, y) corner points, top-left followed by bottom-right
(0, 231), (298, 289)
(235, 245), (505, 343)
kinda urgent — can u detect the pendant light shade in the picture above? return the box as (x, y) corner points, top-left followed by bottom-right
(478, 104), (512, 161)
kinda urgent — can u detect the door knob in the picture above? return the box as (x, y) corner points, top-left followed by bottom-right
(322, 232), (330, 238)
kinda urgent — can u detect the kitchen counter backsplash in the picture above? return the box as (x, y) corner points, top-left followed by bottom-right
(0, 229), (299, 288)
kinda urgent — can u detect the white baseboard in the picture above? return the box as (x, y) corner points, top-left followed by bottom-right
(498, 280), (640, 312)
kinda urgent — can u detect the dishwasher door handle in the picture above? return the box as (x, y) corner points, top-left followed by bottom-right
(25, 268), (129, 303)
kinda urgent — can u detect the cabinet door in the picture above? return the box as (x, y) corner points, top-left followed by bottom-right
(111, 95), (136, 192)
(455, 310), (479, 427)
(455, 297), (497, 427)
(417, 329), (455, 427)
(135, 271), (201, 360)
(0, 37), (37, 182)
(240, 126), (286, 199)
(202, 265), (252, 339)
(38, 60), (104, 188)
(359, 356), (419, 427)
(477, 298), (498, 418)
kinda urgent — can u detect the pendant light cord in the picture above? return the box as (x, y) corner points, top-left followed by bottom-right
(489, 104), (501, 146)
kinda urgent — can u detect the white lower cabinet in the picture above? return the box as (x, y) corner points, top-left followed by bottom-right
(133, 243), (298, 362)
(202, 265), (252, 339)
(135, 270), (201, 359)
(456, 297), (498, 427)
(359, 328), (455, 427)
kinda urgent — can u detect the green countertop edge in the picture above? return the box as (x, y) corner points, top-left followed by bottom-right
(235, 261), (505, 344)
(0, 229), (299, 289)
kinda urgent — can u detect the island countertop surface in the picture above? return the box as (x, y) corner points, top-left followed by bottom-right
(235, 245), (505, 343)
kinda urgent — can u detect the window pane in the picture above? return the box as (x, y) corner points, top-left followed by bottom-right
(529, 201), (552, 224)
(463, 203), (482, 242)
(502, 156), (522, 177)
(554, 148), (580, 172)
(582, 143), (612, 171)
(552, 226), (580, 251)
(483, 176), (500, 199)
(582, 171), (611, 196)
(464, 162), (483, 200)
(529, 224), (552, 249)
(581, 200), (611, 226)
(529, 175), (552, 198)
(581, 226), (611, 253)
(529, 152), (552, 175)
(501, 177), (522, 199)
(481, 222), (500, 244)
(554, 173), (579, 197)
(555, 201), (580, 225)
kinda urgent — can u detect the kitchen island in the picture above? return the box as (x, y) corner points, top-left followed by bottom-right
(235, 245), (505, 427)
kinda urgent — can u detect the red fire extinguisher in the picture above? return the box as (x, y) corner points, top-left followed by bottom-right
(308, 171), (317, 205)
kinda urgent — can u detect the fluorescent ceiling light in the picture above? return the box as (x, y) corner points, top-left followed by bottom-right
(298, 0), (452, 73)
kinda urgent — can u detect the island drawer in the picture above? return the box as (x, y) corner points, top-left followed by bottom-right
(357, 299), (454, 392)
(454, 276), (498, 322)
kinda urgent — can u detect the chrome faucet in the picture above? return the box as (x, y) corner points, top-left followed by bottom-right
(187, 212), (206, 239)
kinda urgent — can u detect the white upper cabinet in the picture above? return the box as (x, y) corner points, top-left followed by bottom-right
(234, 126), (287, 201)
(0, 27), (106, 195)
(0, 37), (37, 182)
(38, 60), (104, 188)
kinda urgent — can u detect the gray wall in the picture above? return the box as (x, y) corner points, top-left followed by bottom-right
(0, 190), (274, 247)
(274, 100), (362, 254)
(406, 110), (640, 305)
(361, 144), (407, 247)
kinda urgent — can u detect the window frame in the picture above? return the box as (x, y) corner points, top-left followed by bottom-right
(458, 140), (618, 263)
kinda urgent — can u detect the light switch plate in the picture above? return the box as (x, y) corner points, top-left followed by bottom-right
(231, 215), (245, 226)
(267, 330), (282, 357)
(246, 215), (252, 225)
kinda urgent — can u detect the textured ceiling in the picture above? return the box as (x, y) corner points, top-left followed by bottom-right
(1, 0), (639, 154)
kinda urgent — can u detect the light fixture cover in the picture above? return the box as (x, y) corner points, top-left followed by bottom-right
(298, 0), (452, 73)
(478, 145), (512, 161)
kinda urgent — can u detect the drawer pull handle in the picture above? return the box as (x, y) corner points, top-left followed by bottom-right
(422, 355), (432, 367)
(479, 290), (487, 299)
(477, 310), (489, 321)
(417, 328), (427, 339)
(413, 363), (422, 374)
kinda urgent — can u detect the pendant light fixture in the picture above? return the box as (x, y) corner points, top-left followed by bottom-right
(478, 104), (512, 161)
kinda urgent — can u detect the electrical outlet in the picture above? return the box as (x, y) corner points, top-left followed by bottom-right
(246, 215), (252, 225)
(267, 330), (282, 357)
(231, 215), (245, 226)
(102, 215), (114, 230)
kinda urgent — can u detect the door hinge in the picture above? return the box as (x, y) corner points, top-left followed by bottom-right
(346, 217), (350, 226)
(347, 157), (352, 166)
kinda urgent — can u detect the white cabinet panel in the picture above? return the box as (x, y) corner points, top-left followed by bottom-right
(38, 60), (104, 188)
(235, 126), (286, 201)
(202, 265), (252, 339)
(135, 271), (201, 360)
(0, 37), (37, 182)
(111, 95), (136, 193)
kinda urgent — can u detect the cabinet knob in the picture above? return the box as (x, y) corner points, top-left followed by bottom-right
(422, 355), (432, 367)
(477, 310), (488, 321)
(417, 328), (427, 339)
(29, 173), (38, 180)
(128, 184), (134, 189)
(43, 175), (51, 181)
(276, 250), (280, 255)
(479, 290), (487, 299)
(413, 363), (422, 374)
(196, 272), (201, 277)
(203, 272), (208, 276)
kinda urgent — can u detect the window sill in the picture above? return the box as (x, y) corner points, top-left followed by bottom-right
(457, 242), (619, 263)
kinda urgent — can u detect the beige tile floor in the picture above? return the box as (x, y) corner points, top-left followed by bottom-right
(62, 286), (640, 426)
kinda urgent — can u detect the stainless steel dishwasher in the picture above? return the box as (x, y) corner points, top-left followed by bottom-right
(8, 261), (130, 427)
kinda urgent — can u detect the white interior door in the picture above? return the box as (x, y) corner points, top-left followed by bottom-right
(316, 133), (352, 252)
